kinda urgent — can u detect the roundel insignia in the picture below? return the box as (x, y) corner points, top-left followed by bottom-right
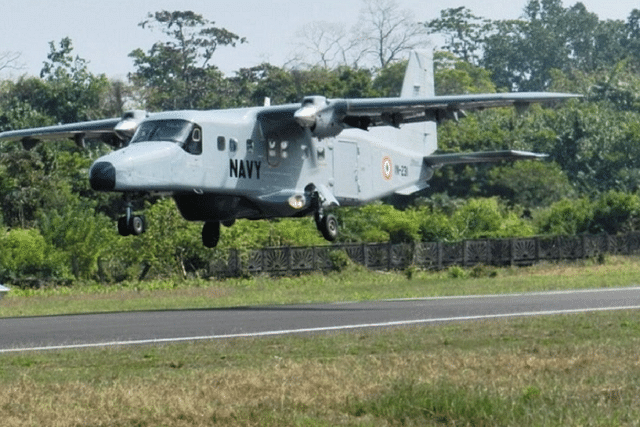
(382, 156), (392, 180)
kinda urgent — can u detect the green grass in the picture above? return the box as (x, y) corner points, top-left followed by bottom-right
(1, 310), (640, 426)
(1, 255), (639, 318)
(2, 257), (640, 425)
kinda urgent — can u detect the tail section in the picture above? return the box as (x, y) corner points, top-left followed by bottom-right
(399, 50), (437, 155)
(370, 50), (437, 155)
(400, 50), (435, 99)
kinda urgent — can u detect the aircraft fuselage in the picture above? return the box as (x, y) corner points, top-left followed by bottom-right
(89, 108), (432, 224)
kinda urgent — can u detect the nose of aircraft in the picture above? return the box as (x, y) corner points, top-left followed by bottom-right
(90, 161), (116, 191)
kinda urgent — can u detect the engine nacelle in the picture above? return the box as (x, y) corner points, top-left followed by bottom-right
(294, 96), (345, 139)
(114, 110), (148, 144)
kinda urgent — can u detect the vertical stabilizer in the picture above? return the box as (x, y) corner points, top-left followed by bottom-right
(369, 50), (437, 154)
(401, 50), (435, 98)
(399, 50), (437, 154)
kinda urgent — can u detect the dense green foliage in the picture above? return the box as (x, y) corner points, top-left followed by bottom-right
(1, 2), (640, 286)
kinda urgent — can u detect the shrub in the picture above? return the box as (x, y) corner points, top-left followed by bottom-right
(589, 190), (640, 234)
(0, 228), (70, 286)
(534, 198), (593, 235)
(452, 198), (534, 239)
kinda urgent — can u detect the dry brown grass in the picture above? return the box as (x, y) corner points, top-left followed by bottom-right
(2, 311), (640, 426)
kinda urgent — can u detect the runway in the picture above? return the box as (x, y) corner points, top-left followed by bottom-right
(2, 286), (640, 353)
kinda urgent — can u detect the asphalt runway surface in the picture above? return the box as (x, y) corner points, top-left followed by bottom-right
(2, 286), (640, 353)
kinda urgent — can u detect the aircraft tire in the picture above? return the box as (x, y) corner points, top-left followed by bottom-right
(320, 214), (338, 242)
(118, 217), (130, 236)
(130, 216), (145, 236)
(202, 221), (221, 248)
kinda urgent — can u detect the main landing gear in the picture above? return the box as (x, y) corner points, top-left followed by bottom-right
(316, 212), (338, 242)
(118, 202), (146, 236)
(202, 221), (220, 248)
(312, 190), (338, 242)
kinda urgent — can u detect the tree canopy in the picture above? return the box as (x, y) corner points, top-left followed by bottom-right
(2, 2), (640, 285)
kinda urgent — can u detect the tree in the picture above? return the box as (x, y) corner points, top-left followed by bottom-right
(355, 0), (430, 68)
(40, 37), (113, 122)
(487, 161), (574, 208)
(129, 10), (246, 110)
(482, 0), (631, 91)
(424, 7), (492, 66)
(0, 50), (22, 75)
(292, 21), (365, 69)
(434, 51), (496, 95)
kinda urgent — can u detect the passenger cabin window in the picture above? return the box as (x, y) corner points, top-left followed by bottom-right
(217, 136), (226, 151)
(229, 138), (238, 153)
(267, 138), (290, 166)
(246, 139), (254, 154)
(130, 119), (202, 155)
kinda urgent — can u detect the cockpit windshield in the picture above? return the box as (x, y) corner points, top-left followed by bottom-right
(130, 119), (202, 154)
(130, 119), (193, 145)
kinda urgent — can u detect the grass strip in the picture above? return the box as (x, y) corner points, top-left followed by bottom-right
(1, 255), (638, 318)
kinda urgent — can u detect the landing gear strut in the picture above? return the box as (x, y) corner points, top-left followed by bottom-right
(202, 221), (221, 248)
(118, 202), (145, 236)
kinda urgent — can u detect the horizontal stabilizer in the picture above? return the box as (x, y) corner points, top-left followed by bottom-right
(424, 150), (547, 167)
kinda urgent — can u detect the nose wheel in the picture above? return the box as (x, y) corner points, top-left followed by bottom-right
(118, 203), (146, 236)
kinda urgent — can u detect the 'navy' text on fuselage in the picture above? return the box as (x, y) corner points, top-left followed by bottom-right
(230, 159), (261, 179)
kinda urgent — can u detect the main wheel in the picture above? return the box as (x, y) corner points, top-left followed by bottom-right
(202, 221), (221, 248)
(319, 214), (339, 242)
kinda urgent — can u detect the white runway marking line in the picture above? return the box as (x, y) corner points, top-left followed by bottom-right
(382, 285), (640, 302)
(2, 304), (640, 354)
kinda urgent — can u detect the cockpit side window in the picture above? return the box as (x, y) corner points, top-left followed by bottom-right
(184, 126), (202, 155)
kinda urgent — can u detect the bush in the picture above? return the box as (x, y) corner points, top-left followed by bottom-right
(337, 204), (420, 243)
(589, 190), (640, 234)
(534, 198), (593, 235)
(416, 208), (459, 242)
(451, 198), (534, 239)
(0, 228), (70, 286)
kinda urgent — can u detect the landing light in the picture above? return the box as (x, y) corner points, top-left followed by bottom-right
(288, 194), (306, 209)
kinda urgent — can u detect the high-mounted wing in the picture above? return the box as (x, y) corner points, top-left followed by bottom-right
(0, 110), (149, 149)
(285, 92), (580, 139)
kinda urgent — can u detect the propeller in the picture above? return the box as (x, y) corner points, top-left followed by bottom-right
(114, 110), (148, 145)
(293, 96), (345, 139)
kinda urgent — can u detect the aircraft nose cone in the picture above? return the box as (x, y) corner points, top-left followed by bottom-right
(90, 162), (116, 191)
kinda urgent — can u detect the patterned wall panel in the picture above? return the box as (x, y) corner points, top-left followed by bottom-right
(442, 242), (464, 266)
(414, 242), (439, 268)
(512, 238), (537, 263)
(465, 240), (491, 265)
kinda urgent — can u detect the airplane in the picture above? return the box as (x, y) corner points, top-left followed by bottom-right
(0, 50), (579, 248)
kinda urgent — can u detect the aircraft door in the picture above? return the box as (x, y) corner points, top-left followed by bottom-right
(333, 140), (359, 199)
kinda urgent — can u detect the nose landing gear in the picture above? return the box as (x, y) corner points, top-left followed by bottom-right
(118, 202), (146, 236)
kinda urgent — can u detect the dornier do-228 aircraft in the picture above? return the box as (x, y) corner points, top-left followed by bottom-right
(0, 51), (579, 247)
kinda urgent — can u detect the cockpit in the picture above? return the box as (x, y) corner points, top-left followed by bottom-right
(130, 119), (202, 154)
